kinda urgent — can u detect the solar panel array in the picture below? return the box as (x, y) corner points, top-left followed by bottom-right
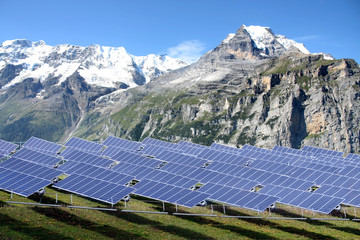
(1, 135), (360, 214)
(0, 139), (18, 157)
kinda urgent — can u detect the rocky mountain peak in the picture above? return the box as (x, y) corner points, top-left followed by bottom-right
(200, 25), (311, 65)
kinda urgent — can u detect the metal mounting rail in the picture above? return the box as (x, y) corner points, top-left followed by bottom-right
(121, 210), (168, 214)
(310, 218), (350, 221)
(352, 219), (360, 221)
(220, 215), (264, 219)
(67, 205), (117, 211)
(266, 217), (307, 220)
(172, 213), (217, 217)
(6, 201), (62, 207)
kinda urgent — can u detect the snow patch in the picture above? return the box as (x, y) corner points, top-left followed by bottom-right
(243, 25), (311, 55)
(222, 33), (235, 44)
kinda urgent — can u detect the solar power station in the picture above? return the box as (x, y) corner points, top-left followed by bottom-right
(1, 135), (360, 216)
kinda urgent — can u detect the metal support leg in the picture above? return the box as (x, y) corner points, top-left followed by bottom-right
(223, 205), (226, 215)
(162, 202), (165, 212)
(175, 204), (178, 212)
(71, 194), (73, 205)
(56, 193), (58, 204)
(269, 207), (271, 217)
(125, 200), (127, 209)
(354, 208), (357, 218)
(11, 190), (13, 200)
(343, 208), (346, 218)
(301, 208), (304, 218)
(211, 204), (213, 215)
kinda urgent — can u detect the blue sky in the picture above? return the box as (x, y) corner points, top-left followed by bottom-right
(1, 0), (359, 63)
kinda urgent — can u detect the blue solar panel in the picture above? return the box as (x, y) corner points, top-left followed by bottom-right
(287, 192), (312, 207)
(0, 139), (18, 155)
(175, 191), (210, 208)
(278, 189), (302, 204)
(61, 148), (114, 168)
(23, 136), (62, 155)
(0, 169), (52, 197)
(12, 178), (52, 197)
(311, 196), (344, 214)
(156, 186), (183, 200)
(343, 190), (360, 205)
(103, 136), (143, 151)
(54, 174), (134, 204)
(0, 158), (63, 181)
(111, 150), (163, 168)
(147, 185), (174, 199)
(142, 137), (177, 149)
(65, 137), (103, 154)
(298, 194), (323, 209)
(235, 192), (260, 207)
(301, 146), (344, 157)
(11, 148), (62, 167)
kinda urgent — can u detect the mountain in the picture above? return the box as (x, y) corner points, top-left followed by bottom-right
(70, 25), (359, 153)
(1, 25), (359, 153)
(0, 39), (187, 142)
(0, 39), (187, 89)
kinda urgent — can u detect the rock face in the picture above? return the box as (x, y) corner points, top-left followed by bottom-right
(77, 26), (360, 154)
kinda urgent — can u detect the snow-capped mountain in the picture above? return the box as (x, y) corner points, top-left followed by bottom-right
(0, 25), (342, 144)
(221, 25), (333, 60)
(0, 39), (187, 89)
(243, 25), (310, 55)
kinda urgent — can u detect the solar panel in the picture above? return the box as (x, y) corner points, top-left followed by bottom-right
(12, 148), (62, 167)
(272, 145), (315, 157)
(54, 174), (134, 204)
(64, 137), (103, 154)
(142, 137), (177, 149)
(111, 150), (163, 168)
(175, 191), (210, 208)
(61, 148), (114, 168)
(0, 158), (63, 181)
(0, 168), (52, 197)
(23, 136), (62, 155)
(310, 196), (344, 214)
(301, 146), (344, 157)
(103, 136), (143, 151)
(0, 139), (18, 155)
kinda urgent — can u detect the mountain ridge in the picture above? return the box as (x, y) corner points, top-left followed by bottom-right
(0, 25), (359, 153)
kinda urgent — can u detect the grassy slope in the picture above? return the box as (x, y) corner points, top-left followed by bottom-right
(1, 188), (360, 240)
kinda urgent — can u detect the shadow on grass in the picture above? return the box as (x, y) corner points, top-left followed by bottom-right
(161, 204), (340, 240)
(0, 199), (8, 207)
(0, 212), (72, 240)
(107, 211), (216, 240)
(32, 206), (146, 240)
(28, 193), (69, 206)
(330, 226), (360, 236)
(148, 204), (279, 240)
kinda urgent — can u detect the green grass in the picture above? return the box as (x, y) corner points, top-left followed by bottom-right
(1, 189), (360, 240)
(305, 132), (326, 140)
